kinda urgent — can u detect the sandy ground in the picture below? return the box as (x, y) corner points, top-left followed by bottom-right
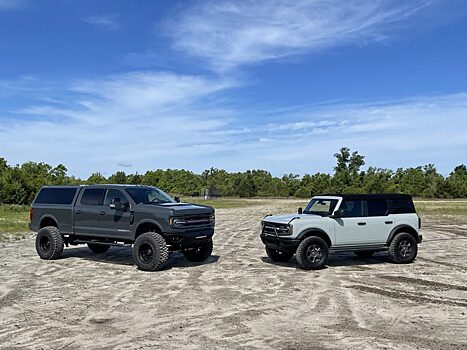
(0, 200), (466, 350)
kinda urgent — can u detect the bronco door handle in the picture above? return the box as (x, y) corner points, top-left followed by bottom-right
(385, 221), (393, 224)
(357, 222), (366, 226)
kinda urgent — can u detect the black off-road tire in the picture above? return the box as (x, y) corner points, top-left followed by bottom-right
(354, 250), (375, 258)
(87, 243), (110, 254)
(266, 247), (293, 262)
(388, 232), (418, 264)
(35, 226), (64, 260)
(182, 239), (213, 262)
(133, 232), (169, 271)
(296, 236), (329, 270)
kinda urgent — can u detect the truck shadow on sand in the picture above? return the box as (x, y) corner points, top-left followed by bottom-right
(61, 246), (220, 270)
(261, 252), (390, 270)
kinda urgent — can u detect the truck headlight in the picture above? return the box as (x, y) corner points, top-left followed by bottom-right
(209, 213), (215, 226)
(169, 217), (186, 228)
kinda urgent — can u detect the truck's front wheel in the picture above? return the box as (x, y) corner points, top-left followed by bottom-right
(133, 232), (169, 271)
(35, 226), (64, 260)
(295, 236), (329, 270)
(182, 239), (213, 262)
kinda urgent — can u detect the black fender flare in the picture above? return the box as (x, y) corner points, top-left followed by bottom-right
(133, 219), (164, 240)
(39, 214), (59, 229)
(387, 224), (419, 244)
(296, 228), (332, 247)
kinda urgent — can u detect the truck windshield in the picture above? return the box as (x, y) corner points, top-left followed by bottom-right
(304, 198), (338, 216)
(125, 187), (174, 204)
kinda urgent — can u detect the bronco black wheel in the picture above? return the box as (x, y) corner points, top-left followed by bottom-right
(133, 232), (169, 271)
(266, 247), (293, 262)
(35, 226), (64, 260)
(87, 243), (110, 254)
(388, 232), (418, 264)
(182, 239), (213, 262)
(296, 236), (329, 270)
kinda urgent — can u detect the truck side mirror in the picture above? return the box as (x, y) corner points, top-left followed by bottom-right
(298, 207), (303, 214)
(174, 196), (181, 203)
(110, 198), (122, 210)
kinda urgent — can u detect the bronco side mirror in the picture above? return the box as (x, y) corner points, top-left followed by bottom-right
(110, 198), (122, 210)
(174, 196), (181, 203)
(330, 209), (342, 219)
(298, 207), (303, 214)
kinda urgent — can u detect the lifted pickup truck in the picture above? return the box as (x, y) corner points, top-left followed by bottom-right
(29, 185), (215, 271)
(260, 194), (422, 270)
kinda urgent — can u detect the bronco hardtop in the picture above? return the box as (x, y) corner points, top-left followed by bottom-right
(29, 184), (215, 271)
(260, 193), (422, 270)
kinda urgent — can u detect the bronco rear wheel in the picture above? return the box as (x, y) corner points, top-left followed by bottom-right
(35, 226), (64, 260)
(388, 232), (418, 264)
(266, 247), (293, 262)
(296, 236), (329, 270)
(182, 239), (213, 262)
(133, 232), (169, 271)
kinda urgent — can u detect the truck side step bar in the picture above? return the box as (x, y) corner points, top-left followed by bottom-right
(71, 239), (132, 247)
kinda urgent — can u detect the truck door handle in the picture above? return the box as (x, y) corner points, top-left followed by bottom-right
(357, 222), (366, 226)
(98, 211), (106, 216)
(75, 210), (81, 214)
(385, 221), (393, 224)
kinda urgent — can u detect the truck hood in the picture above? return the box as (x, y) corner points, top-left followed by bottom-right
(263, 213), (321, 224)
(141, 202), (214, 215)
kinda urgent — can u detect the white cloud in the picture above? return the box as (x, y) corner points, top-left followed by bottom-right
(167, 0), (428, 71)
(82, 14), (120, 30)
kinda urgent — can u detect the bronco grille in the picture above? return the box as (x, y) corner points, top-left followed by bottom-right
(262, 222), (291, 236)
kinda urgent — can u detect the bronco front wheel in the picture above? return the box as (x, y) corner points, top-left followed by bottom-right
(295, 236), (329, 270)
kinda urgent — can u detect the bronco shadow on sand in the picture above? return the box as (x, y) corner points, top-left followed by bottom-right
(29, 185), (215, 271)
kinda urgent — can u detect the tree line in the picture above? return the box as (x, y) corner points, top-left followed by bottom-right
(0, 147), (466, 205)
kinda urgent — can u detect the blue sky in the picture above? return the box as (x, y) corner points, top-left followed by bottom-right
(1, 0), (466, 178)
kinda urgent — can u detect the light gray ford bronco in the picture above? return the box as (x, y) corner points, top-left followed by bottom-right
(260, 194), (422, 270)
(29, 185), (215, 271)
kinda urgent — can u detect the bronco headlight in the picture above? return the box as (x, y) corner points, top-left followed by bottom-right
(276, 224), (293, 236)
(169, 217), (186, 228)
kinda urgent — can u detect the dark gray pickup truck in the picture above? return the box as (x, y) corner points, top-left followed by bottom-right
(29, 185), (215, 271)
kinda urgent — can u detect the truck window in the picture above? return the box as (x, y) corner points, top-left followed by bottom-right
(367, 200), (388, 216)
(104, 189), (127, 206)
(340, 200), (365, 217)
(80, 189), (105, 206)
(35, 188), (77, 205)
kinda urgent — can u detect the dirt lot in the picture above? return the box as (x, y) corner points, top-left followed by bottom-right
(0, 200), (466, 350)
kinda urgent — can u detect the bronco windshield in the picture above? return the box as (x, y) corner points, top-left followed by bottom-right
(125, 187), (174, 204)
(304, 198), (338, 216)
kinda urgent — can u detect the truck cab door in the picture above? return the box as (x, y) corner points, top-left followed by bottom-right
(99, 189), (132, 238)
(73, 188), (106, 237)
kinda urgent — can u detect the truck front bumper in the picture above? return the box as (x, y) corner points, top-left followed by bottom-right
(165, 228), (214, 250)
(260, 233), (300, 252)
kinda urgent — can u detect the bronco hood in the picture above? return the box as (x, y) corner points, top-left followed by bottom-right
(263, 213), (321, 224)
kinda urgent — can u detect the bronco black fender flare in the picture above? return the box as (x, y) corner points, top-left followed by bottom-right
(296, 228), (332, 247)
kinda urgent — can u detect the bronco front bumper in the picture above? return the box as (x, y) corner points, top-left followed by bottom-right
(260, 233), (300, 252)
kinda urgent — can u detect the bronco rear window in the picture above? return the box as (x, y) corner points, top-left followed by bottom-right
(35, 188), (78, 205)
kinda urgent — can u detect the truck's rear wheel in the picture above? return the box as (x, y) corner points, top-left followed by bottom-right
(388, 232), (418, 264)
(182, 239), (213, 262)
(296, 236), (329, 270)
(35, 226), (64, 260)
(87, 243), (110, 254)
(266, 247), (293, 262)
(133, 232), (169, 271)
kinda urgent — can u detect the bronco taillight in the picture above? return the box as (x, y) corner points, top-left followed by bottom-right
(29, 208), (34, 223)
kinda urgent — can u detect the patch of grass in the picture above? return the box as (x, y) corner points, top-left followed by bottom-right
(414, 200), (467, 217)
(0, 205), (30, 241)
